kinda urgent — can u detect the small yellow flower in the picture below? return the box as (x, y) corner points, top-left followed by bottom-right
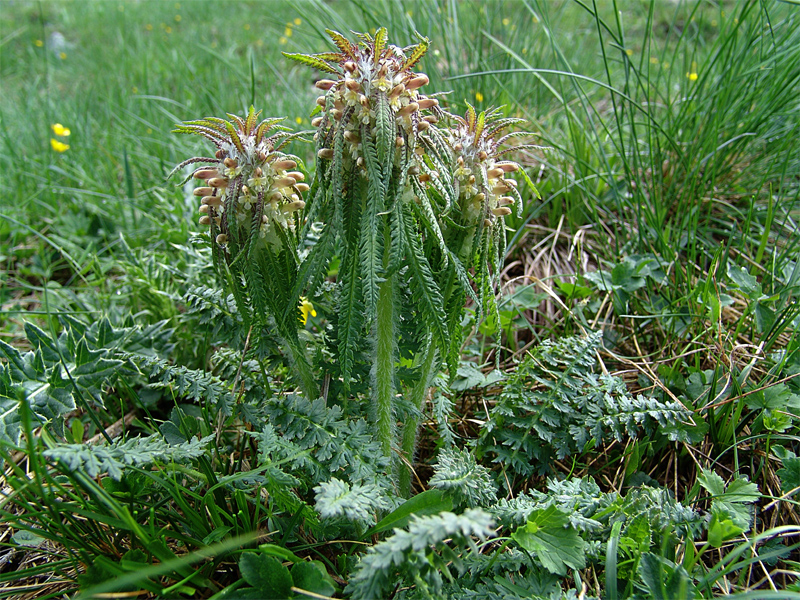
(284, 27), (292, 37)
(279, 36), (287, 45)
(532, 15), (540, 23)
(295, 116), (303, 124)
(52, 123), (71, 136)
(51, 138), (70, 152)
(145, 23), (153, 31)
(294, 18), (301, 26)
(687, 72), (698, 81)
(502, 18), (510, 26)
(165, 26), (173, 34)
(175, 14), (181, 22)
(299, 297), (317, 325)
(625, 48), (633, 56)
(244, 23), (251, 30)
(34, 39), (43, 47)
(475, 91), (484, 102)
(711, 19), (717, 27)
(59, 52), (66, 60)
(132, 86), (138, 94)
(650, 56), (659, 65)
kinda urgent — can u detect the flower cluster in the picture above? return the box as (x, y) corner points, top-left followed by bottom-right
(285, 29), (441, 172)
(171, 109), (308, 249)
(447, 106), (525, 228)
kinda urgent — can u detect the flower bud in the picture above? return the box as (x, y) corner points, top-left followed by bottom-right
(208, 177), (228, 188)
(397, 102), (419, 117)
(199, 204), (210, 214)
(405, 74), (429, 90)
(282, 200), (306, 212)
(311, 116), (324, 127)
(454, 143), (463, 152)
(202, 195), (223, 206)
(395, 136), (405, 147)
(483, 219), (493, 228)
(317, 148), (334, 159)
(199, 215), (211, 225)
(215, 149), (226, 159)
(273, 159), (297, 171)
(223, 157), (238, 169)
(492, 206), (512, 216)
(345, 79), (360, 91)
(194, 187), (213, 196)
(316, 96), (327, 106)
(417, 120), (430, 131)
(315, 79), (336, 90)
(474, 193), (486, 202)
(273, 176), (297, 188)
(332, 109), (343, 120)
(478, 151), (488, 161)
(295, 183), (310, 192)
(344, 61), (357, 73)
(194, 169), (218, 180)
(418, 173), (430, 182)
(389, 83), (405, 98)
(417, 97), (438, 109)
(359, 94), (369, 107)
(497, 161), (520, 172)
(286, 171), (305, 181)
(270, 191), (283, 202)
(487, 167), (505, 179)
(424, 115), (438, 124)
(344, 131), (360, 143)
(497, 196), (515, 206)
(216, 233), (228, 244)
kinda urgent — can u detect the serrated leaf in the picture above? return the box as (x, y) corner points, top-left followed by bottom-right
(365, 489), (453, 537)
(283, 52), (339, 74)
(402, 37), (429, 71)
(638, 553), (696, 600)
(511, 505), (586, 575)
(291, 561), (337, 597)
(727, 264), (762, 298)
(325, 29), (356, 60)
(777, 457), (800, 493)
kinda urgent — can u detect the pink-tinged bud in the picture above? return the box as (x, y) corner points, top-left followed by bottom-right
(273, 176), (297, 188)
(282, 200), (306, 212)
(295, 183), (310, 192)
(273, 159), (298, 171)
(418, 173), (431, 182)
(315, 79), (336, 90)
(311, 116), (324, 127)
(389, 83), (405, 98)
(497, 196), (515, 206)
(487, 167), (504, 179)
(318, 148), (334, 159)
(345, 79), (360, 91)
(194, 169), (218, 180)
(286, 171), (304, 181)
(492, 206), (512, 216)
(417, 120), (430, 131)
(424, 115), (438, 123)
(395, 136), (405, 147)
(258, 151), (268, 162)
(344, 61), (357, 73)
(216, 234), (228, 244)
(405, 74), (429, 90)
(478, 151), (488, 161)
(254, 167), (263, 177)
(223, 157), (238, 169)
(397, 102), (419, 116)
(454, 144), (463, 153)
(199, 215), (211, 225)
(208, 177), (228, 188)
(468, 175), (476, 184)
(199, 204), (210, 214)
(194, 187), (213, 196)
(202, 195), (223, 206)
(215, 149), (226, 159)
(497, 161), (520, 172)
(417, 97), (438, 109)
(316, 96), (327, 106)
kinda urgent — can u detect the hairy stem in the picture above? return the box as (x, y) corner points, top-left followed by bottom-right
(398, 343), (437, 496)
(375, 269), (396, 457)
(284, 334), (320, 401)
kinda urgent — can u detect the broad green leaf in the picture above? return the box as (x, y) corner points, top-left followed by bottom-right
(238, 553), (292, 600)
(291, 561), (337, 597)
(777, 457), (800, 494)
(638, 553), (696, 600)
(258, 543), (302, 564)
(707, 513), (743, 548)
(365, 489), (452, 537)
(511, 505), (586, 575)
(727, 264), (762, 298)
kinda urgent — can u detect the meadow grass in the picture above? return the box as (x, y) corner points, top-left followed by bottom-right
(1, 0), (799, 598)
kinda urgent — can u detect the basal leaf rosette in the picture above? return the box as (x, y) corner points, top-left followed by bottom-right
(172, 107), (309, 252)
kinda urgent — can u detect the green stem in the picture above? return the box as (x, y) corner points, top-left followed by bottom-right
(375, 269), (395, 457)
(398, 343), (437, 496)
(284, 334), (319, 401)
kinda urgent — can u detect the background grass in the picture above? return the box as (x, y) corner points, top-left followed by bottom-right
(1, 0), (800, 597)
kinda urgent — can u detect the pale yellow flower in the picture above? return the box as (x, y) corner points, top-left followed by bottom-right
(294, 18), (301, 26)
(34, 39), (43, 47)
(299, 297), (317, 325)
(51, 138), (70, 152)
(475, 91), (484, 102)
